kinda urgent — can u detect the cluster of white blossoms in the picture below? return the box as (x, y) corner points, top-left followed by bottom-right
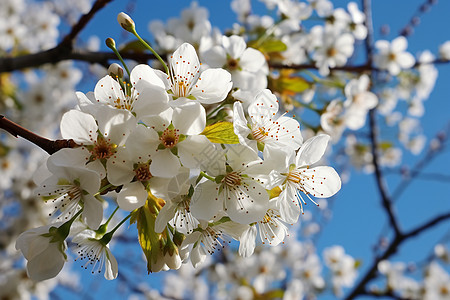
(3, 0), (450, 299)
(14, 16), (342, 279)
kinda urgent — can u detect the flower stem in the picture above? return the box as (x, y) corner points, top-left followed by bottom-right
(101, 213), (132, 245)
(95, 183), (114, 196)
(57, 209), (83, 240)
(131, 28), (169, 74)
(200, 171), (216, 182)
(110, 47), (131, 78)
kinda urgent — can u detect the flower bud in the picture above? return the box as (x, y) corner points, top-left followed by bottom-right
(108, 63), (124, 78)
(105, 37), (116, 49)
(117, 12), (135, 32)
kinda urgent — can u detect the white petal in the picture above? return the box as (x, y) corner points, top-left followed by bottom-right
(150, 150), (181, 178)
(117, 182), (148, 211)
(233, 101), (253, 147)
(191, 180), (222, 221)
(95, 106), (135, 146)
(47, 148), (90, 174)
(238, 225), (257, 257)
(190, 68), (232, 104)
(397, 52), (415, 69)
(301, 166), (341, 198)
(104, 247), (118, 280)
(276, 185), (300, 224)
(225, 178), (269, 224)
(375, 40), (389, 53)
(133, 82), (170, 118)
(82, 194), (103, 230)
(248, 89), (279, 120)
(154, 201), (178, 233)
(130, 64), (166, 90)
(226, 145), (260, 171)
(172, 101), (206, 135)
(223, 35), (246, 58)
(170, 43), (200, 76)
(178, 135), (213, 169)
(94, 75), (125, 106)
(391, 36), (407, 53)
(240, 47), (266, 72)
(27, 243), (66, 281)
(125, 124), (159, 159)
(60, 110), (97, 144)
(202, 46), (227, 67)
(190, 242), (206, 268)
(106, 148), (135, 186)
(296, 134), (330, 167)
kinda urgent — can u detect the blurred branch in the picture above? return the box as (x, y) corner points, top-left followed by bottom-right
(398, 0), (439, 37)
(0, 0), (114, 73)
(392, 124), (449, 201)
(345, 212), (450, 300)
(363, 0), (401, 237)
(0, 50), (157, 73)
(0, 115), (77, 155)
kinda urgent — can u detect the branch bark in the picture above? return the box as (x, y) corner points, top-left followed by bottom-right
(0, 115), (77, 155)
(344, 212), (450, 300)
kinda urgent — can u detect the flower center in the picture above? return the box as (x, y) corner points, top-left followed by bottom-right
(176, 80), (189, 98)
(91, 138), (116, 160)
(160, 127), (180, 149)
(134, 162), (152, 182)
(227, 58), (239, 71)
(327, 47), (338, 57)
(223, 171), (242, 187)
(252, 127), (269, 142)
(388, 52), (397, 61)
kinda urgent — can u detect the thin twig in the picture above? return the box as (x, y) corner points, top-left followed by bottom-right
(344, 212), (450, 300)
(363, 0), (401, 236)
(0, 0), (114, 73)
(0, 115), (77, 155)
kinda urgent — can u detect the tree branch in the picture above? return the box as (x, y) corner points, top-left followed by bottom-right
(344, 212), (450, 300)
(0, 115), (77, 155)
(363, 0), (401, 237)
(0, 0), (114, 73)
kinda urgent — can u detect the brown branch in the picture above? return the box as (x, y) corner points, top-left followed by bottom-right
(362, 0), (401, 237)
(0, 115), (77, 155)
(0, 0), (114, 73)
(61, 0), (113, 47)
(392, 124), (449, 201)
(0, 50), (157, 73)
(344, 212), (450, 300)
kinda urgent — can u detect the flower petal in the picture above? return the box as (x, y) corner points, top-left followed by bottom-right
(172, 101), (206, 135)
(190, 68), (232, 104)
(82, 194), (103, 230)
(117, 182), (148, 211)
(296, 134), (330, 167)
(150, 150), (181, 178)
(191, 180), (222, 221)
(60, 110), (97, 144)
(301, 166), (341, 198)
(104, 247), (118, 280)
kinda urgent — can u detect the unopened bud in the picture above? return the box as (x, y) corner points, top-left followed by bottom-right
(117, 12), (135, 32)
(108, 63), (124, 78)
(105, 38), (116, 49)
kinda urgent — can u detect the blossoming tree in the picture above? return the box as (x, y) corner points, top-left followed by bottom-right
(1, 0), (450, 299)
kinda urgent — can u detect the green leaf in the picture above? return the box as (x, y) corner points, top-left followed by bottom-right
(201, 122), (239, 144)
(119, 39), (151, 53)
(279, 76), (310, 93)
(250, 39), (287, 53)
(136, 200), (160, 273)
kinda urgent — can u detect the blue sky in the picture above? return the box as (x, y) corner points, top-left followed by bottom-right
(65, 1), (450, 299)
